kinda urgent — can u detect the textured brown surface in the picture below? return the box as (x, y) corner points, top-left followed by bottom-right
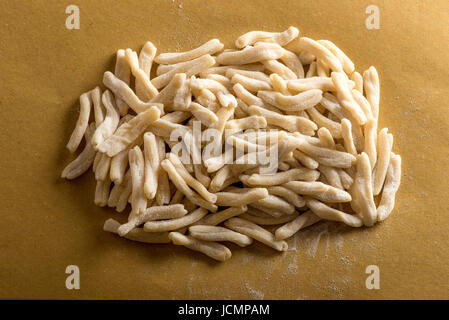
(0, 0), (448, 299)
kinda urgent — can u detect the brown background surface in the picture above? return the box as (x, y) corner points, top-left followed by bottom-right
(1, 0), (448, 299)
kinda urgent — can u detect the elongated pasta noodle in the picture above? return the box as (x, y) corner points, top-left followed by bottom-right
(103, 71), (162, 114)
(215, 188), (268, 207)
(216, 43), (284, 65)
(62, 123), (96, 179)
(355, 153), (377, 226)
(135, 41), (157, 100)
(363, 66), (380, 121)
(125, 49), (158, 101)
(92, 90), (120, 148)
(156, 39), (223, 64)
(144, 207), (208, 232)
(274, 210), (322, 240)
(169, 232), (232, 261)
(305, 198), (362, 227)
(114, 49), (131, 116)
(195, 206), (247, 226)
(331, 72), (367, 125)
(283, 181), (351, 203)
(267, 186), (305, 208)
(189, 225), (253, 247)
(224, 218), (288, 251)
(129, 146), (147, 217)
(317, 40), (355, 74)
(97, 107), (160, 157)
(257, 89), (323, 112)
(104, 219), (171, 244)
(373, 129), (393, 195)
(377, 153), (401, 221)
(66, 91), (92, 153)
(298, 37), (343, 72)
(235, 26), (299, 48)
(118, 204), (188, 236)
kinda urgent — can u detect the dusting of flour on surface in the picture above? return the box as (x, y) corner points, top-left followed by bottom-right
(244, 283), (264, 300)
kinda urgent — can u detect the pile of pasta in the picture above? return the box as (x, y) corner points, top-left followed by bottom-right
(61, 26), (402, 261)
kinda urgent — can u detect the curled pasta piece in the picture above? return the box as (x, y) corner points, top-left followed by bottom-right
(168, 153), (217, 203)
(317, 40), (355, 74)
(129, 146), (147, 217)
(341, 119), (358, 156)
(151, 54), (215, 89)
(351, 89), (373, 120)
(373, 129), (393, 195)
(274, 210), (322, 240)
(293, 135), (356, 168)
(161, 159), (217, 212)
(262, 59), (297, 80)
(103, 71), (162, 114)
(241, 210), (298, 226)
(125, 49), (158, 101)
(351, 71), (363, 93)
(280, 49), (304, 78)
(224, 217), (288, 251)
(299, 51), (315, 65)
(114, 49), (131, 116)
(331, 72), (367, 125)
(196, 206), (248, 226)
(318, 165), (343, 189)
(225, 116), (267, 131)
(305, 198), (363, 227)
(241, 168), (319, 187)
(225, 68), (270, 82)
(91, 87), (104, 127)
(231, 74), (272, 92)
(317, 127), (336, 149)
(233, 83), (264, 107)
(118, 204), (188, 236)
(250, 194), (296, 216)
(155, 39), (223, 64)
(61, 123), (96, 179)
(306, 106), (342, 139)
(363, 118), (378, 168)
(143, 132), (159, 199)
(169, 232), (232, 262)
(189, 225), (253, 247)
(91, 90), (120, 148)
(257, 89), (323, 112)
(135, 41), (157, 100)
(377, 153), (401, 221)
(66, 91), (92, 153)
(288, 76), (354, 93)
(267, 186), (306, 208)
(355, 152), (377, 226)
(155, 137), (171, 206)
(215, 188), (269, 207)
(363, 66), (380, 121)
(283, 180), (351, 203)
(247, 105), (317, 135)
(144, 207), (208, 232)
(298, 37), (343, 72)
(97, 107), (160, 157)
(189, 102), (218, 126)
(104, 219), (171, 244)
(94, 153), (111, 181)
(216, 42), (284, 65)
(235, 26), (299, 48)
(292, 150), (319, 169)
(94, 175), (111, 207)
(269, 74), (290, 95)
